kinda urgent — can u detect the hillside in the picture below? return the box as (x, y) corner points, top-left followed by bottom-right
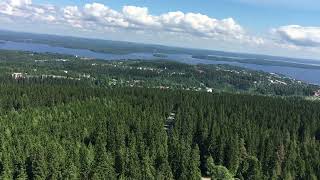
(0, 80), (319, 179)
(0, 50), (318, 96)
(0, 49), (319, 179)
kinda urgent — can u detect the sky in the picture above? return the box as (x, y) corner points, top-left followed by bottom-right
(0, 0), (320, 60)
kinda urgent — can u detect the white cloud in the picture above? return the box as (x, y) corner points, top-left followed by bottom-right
(63, 6), (83, 28)
(8, 0), (31, 7)
(60, 3), (256, 44)
(0, 0), (32, 16)
(159, 12), (244, 39)
(0, 0), (57, 22)
(8, 0), (320, 58)
(63, 3), (129, 29)
(0, 1), (265, 46)
(122, 6), (159, 27)
(273, 25), (320, 47)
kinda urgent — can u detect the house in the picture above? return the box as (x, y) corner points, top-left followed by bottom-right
(206, 88), (213, 93)
(314, 90), (320, 97)
(12, 73), (25, 80)
(81, 74), (91, 78)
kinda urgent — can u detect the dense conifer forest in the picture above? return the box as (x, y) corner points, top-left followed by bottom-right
(1, 3), (319, 180)
(0, 78), (319, 179)
(0, 50), (319, 179)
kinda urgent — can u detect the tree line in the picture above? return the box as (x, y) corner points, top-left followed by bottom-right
(0, 78), (319, 179)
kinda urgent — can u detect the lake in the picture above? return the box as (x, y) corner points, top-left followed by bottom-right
(1, 40), (320, 85)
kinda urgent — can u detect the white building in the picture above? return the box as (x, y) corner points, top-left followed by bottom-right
(12, 73), (25, 79)
(206, 88), (213, 93)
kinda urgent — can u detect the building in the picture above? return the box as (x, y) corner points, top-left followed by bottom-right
(12, 73), (25, 80)
(206, 88), (213, 93)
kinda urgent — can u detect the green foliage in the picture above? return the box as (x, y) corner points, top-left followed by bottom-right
(0, 49), (317, 97)
(207, 157), (233, 180)
(92, 146), (116, 179)
(0, 73), (318, 179)
(210, 166), (233, 180)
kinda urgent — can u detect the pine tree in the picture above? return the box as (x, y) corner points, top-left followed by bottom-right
(187, 145), (201, 179)
(0, 154), (13, 180)
(79, 144), (94, 179)
(206, 156), (233, 180)
(124, 139), (141, 179)
(30, 146), (47, 180)
(245, 156), (262, 180)
(141, 151), (155, 180)
(16, 165), (28, 180)
(64, 162), (79, 180)
(226, 136), (240, 175)
(92, 143), (116, 179)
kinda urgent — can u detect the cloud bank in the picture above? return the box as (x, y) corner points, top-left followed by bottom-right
(0, 0), (319, 59)
(273, 25), (320, 47)
(0, 0), (261, 44)
(62, 3), (250, 42)
(0, 0), (57, 22)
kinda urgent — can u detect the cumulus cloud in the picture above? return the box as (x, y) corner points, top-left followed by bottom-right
(159, 12), (245, 39)
(60, 3), (257, 43)
(273, 25), (320, 47)
(2, 1), (320, 59)
(0, 1), (262, 44)
(8, 0), (31, 7)
(0, 0), (57, 22)
(122, 6), (159, 27)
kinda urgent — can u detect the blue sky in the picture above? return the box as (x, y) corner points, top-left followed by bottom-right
(34, 0), (320, 30)
(1, 0), (320, 59)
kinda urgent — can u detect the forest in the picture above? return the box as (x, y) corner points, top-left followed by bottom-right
(0, 49), (318, 97)
(192, 55), (320, 70)
(0, 77), (319, 180)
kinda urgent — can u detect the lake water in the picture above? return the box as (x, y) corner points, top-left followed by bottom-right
(1, 40), (320, 85)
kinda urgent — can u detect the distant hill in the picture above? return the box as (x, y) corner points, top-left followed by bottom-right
(0, 29), (319, 65)
(0, 49), (318, 96)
